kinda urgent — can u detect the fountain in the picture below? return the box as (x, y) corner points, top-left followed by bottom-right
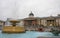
(2, 20), (25, 33)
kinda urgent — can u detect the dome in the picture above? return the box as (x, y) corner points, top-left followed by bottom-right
(29, 11), (34, 16)
(58, 14), (60, 16)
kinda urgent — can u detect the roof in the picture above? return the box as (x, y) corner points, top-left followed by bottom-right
(23, 17), (36, 20)
(22, 15), (60, 20)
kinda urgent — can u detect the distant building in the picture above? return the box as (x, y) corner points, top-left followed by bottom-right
(0, 20), (5, 30)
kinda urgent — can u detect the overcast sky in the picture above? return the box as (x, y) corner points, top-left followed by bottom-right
(0, 0), (60, 20)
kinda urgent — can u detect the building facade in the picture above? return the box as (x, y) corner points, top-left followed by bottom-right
(21, 12), (60, 31)
(23, 12), (60, 26)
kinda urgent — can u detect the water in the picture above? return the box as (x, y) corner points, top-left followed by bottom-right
(0, 31), (60, 38)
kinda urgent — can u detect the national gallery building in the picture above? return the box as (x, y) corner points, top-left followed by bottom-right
(19, 12), (60, 31)
(23, 12), (60, 27)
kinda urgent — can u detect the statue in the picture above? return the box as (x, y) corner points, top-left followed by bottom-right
(51, 28), (60, 36)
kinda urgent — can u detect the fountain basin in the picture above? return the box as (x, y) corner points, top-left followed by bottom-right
(2, 26), (25, 33)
